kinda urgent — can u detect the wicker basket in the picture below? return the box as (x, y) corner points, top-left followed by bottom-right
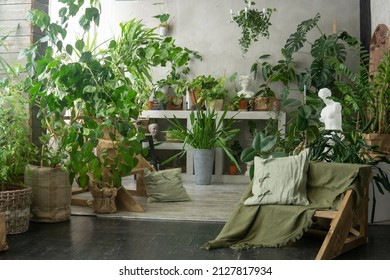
(0, 183), (32, 234)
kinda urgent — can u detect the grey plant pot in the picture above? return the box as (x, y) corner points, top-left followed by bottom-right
(193, 149), (215, 185)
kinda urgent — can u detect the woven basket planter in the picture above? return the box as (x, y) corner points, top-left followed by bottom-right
(0, 183), (32, 234)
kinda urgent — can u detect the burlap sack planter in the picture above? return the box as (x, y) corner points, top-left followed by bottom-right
(24, 165), (72, 223)
(0, 183), (32, 234)
(89, 186), (118, 214)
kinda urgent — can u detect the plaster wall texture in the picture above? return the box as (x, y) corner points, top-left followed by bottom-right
(371, 0), (390, 33)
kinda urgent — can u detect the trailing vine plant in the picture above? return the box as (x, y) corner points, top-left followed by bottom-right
(233, 1), (275, 54)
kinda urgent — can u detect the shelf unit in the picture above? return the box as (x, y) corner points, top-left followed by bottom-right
(140, 110), (286, 183)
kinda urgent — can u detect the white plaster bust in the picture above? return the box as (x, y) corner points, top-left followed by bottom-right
(148, 123), (159, 141)
(237, 75), (254, 99)
(318, 88), (342, 131)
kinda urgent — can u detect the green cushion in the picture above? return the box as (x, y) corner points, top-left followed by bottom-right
(244, 149), (310, 206)
(143, 168), (191, 202)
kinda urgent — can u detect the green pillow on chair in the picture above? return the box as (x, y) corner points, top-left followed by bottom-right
(143, 168), (191, 202)
(244, 149), (310, 206)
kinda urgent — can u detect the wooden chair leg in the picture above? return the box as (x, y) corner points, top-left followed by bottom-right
(315, 189), (355, 260)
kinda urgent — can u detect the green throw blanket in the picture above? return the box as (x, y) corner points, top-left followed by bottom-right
(203, 161), (372, 250)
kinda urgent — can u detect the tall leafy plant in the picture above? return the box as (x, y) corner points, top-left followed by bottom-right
(23, 1), (199, 189)
(0, 33), (37, 182)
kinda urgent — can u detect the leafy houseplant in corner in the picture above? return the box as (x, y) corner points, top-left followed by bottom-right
(164, 109), (240, 184)
(25, 3), (199, 213)
(0, 56), (37, 233)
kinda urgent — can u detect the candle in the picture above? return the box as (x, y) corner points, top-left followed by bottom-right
(332, 19), (337, 34)
(263, 8), (266, 13)
(185, 89), (190, 110)
(248, 1), (251, 8)
(230, 9), (233, 15)
(245, 7), (248, 18)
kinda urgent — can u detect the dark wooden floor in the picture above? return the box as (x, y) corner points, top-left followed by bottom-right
(1, 216), (390, 260)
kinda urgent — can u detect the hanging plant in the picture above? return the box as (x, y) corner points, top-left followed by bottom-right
(233, 2), (275, 54)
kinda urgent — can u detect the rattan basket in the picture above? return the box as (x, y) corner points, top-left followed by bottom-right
(0, 183), (32, 234)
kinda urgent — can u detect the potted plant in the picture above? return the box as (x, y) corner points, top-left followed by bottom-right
(24, 3), (201, 214)
(0, 52), (37, 233)
(232, 1), (275, 54)
(187, 75), (219, 109)
(154, 89), (169, 110)
(228, 140), (243, 175)
(153, 1), (173, 37)
(201, 76), (228, 111)
(164, 109), (241, 184)
(363, 51), (390, 155)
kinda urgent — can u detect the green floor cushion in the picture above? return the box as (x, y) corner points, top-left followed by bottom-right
(244, 149), (310, 206)
(143, 168), (191, 202)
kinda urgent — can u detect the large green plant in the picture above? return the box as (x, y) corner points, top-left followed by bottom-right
(23, 1), (198, 189)
(335, 50), (390, 134)
(163, 109), (241, 169)
(250, 13), (361, 149)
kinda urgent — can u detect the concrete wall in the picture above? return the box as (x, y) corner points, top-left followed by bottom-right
(371, 0), (390, 33)
(49, 0), (360, 96)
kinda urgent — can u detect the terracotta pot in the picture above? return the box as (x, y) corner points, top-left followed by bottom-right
(238, 100), (248, 110)
(228, 165), (238, 175)
(189, 89), (204, 109)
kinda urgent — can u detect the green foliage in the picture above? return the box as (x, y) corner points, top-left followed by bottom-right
(22, 2), (201, 189)
(233, 1), (275, 54)
(240, 129), (286, 179)
(152, 1), (171, 26)
(250, 13), (363, 149)
(230, 140), (243, 163)
(115, 19), (200, 106)
(335, 50), (390, 134)
(0, 77), (38, 183)
(308, 130), (390, 222)
(164, 109), (241, 170)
